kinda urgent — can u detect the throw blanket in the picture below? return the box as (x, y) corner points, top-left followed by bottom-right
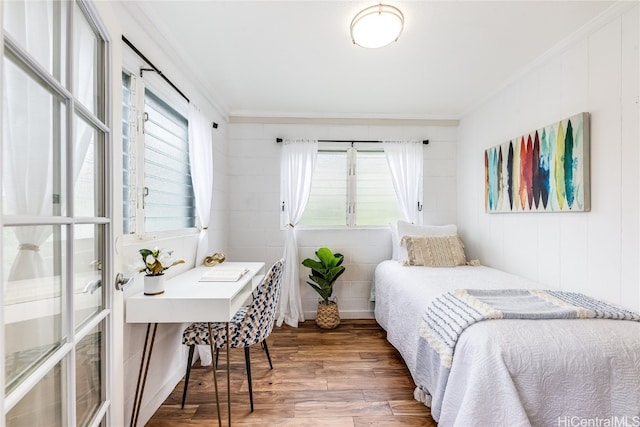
(414, 289), (640, 420)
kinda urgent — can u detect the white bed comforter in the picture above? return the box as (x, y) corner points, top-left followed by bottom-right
(374, 260), (640, 427)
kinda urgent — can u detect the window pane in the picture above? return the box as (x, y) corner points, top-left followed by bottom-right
(2, 53), (67, 217)
(122, 72), (136, 234)
(3, 0), (67, 83)
(74, 115), (103, 217)
(356, 152), (404, 226)
(3, 225), (67, 394)
(299, 152), (347, 226)
(6, 358), (67, 427)
(74, 225), (103, 329)
(144, 89), (195, 232)
(76, 323), (103, 427)
(73, 3), (99, 116)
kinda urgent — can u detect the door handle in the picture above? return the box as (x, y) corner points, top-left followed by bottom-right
(84, 279), (102, 294)
(115, 273), (134, 291)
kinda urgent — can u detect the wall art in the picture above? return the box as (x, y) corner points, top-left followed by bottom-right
(485, 112), (590, 213)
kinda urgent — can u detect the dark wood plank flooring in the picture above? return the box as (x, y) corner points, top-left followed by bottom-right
(146, 319), (436, 426)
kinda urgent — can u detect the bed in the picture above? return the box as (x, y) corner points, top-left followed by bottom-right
(374, 259), (640, 426)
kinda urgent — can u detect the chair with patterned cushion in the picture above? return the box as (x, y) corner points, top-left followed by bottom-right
(181, 258), (285, 411)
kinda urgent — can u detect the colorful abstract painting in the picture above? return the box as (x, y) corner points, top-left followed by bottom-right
(485, 112), (590, 213)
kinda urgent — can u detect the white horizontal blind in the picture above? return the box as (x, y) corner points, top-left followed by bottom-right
(298, 147), (403, 227)
(143, 89), (195, 232)
(121, 71), (136, 234)
(355, 151), (404, 225)
(298, 151), (347, 226)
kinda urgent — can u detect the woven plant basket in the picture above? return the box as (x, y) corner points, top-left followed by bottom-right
(316, 300), (340, 329)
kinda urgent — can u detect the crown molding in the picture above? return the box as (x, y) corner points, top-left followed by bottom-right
(228, 115), (459, 127)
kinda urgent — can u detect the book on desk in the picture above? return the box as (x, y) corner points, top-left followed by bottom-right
(198, 267), (250, 282)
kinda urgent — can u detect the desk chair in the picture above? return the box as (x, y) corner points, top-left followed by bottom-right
(181, 259), (285, 411)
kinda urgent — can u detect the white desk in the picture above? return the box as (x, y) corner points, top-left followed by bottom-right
(125, 262), (265, 427)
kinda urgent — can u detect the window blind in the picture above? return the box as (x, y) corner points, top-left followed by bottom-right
(143, 89), (195, 232)
(298, 152), (347, 226)
(121, 72), (136, 234)
(298, 148), (403, 227)
(355, 152), (404, 226)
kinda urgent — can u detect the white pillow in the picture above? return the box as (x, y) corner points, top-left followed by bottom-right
(400, 234), (467, 267)
(390, 223), (400, 261)
(395, 221), (458, 264)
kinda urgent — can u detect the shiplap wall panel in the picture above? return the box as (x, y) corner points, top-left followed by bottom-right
(227, 122), (458, 319)
(458, 6), (639, 311)
(620, 7), (640, 311)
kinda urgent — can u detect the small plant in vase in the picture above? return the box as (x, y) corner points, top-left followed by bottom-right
(302, 247), (345, 329)
(138, 247), (184, 295)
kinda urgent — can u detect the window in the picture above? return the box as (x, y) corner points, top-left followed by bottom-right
(121, 70), (195, 235)
(298, 144), (403, 227)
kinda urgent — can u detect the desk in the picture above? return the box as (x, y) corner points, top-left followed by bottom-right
(126, 262), (265, 427)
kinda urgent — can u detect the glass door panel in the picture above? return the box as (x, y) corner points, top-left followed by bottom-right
(2, 1), (112, 425)
(73, 2), (99, 117)
(2, 53), (67, 218)
(74, 224), (103, 329)
(75, 323), (103, 427)
(6, 358), (67, 427)
(3, 225), (66, 394)
(74, 115), (101, 218)
(3, 0), (67, 84)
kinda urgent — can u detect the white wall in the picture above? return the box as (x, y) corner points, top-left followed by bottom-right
(458, 5), (639, 311)
(103, 3), (231, 425)
(227, 121), (458, 319)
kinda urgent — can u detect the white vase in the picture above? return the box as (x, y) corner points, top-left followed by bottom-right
(144, 274), (165, 295)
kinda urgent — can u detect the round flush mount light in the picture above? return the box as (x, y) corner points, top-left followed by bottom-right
(350, 4), (404, 49)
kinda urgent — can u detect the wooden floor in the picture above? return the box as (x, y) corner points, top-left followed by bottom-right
(147, 319), (436, 426)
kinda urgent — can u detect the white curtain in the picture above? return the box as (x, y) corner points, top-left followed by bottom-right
(277, 139), (318, 327)
(4, 2), (52, 281)
(3, 2), (94, 281)
(188, 104), (214, 266)
(383, 140), (424, 224)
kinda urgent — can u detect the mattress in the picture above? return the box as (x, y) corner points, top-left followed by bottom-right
(374, 260), (640, 426)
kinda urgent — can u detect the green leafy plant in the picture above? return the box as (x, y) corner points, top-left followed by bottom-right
(138, 247), (184, 276)
(302, 247), (345, 304)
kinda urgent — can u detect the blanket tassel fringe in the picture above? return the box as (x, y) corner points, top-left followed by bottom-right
(414, 386), (432, 407)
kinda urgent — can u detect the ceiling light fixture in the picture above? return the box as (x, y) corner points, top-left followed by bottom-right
(350, 3), (404, 49)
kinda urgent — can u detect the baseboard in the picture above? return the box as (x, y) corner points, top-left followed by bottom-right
(303, 309), (375, 320)
(137, 362), (186, 426)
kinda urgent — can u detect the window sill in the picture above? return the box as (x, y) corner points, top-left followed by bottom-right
(118, 228), (199, 248)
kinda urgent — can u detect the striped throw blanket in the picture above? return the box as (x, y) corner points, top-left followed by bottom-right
(421, 289), (640, 369)
(414, 289), (640, 418)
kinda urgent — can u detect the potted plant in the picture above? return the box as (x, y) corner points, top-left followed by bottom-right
(302, 247), (345, 329)
(138, 247), (184, 295)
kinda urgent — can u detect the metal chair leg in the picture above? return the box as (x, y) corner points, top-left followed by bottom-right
(130, 323), (158, 427)
(181, 345), (195, 409)
(244, 346), (254, 412)
(215, 347), (220, 369)
(262, 339), (273, 370)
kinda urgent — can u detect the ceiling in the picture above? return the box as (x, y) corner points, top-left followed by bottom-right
(122, 1), (616, 119)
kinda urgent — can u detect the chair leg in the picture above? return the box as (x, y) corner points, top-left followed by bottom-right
(244, 347), (254, 412)
(215, 347), (220, 369)
(262, 339), (273, 370)
(181, 345), (195, 409)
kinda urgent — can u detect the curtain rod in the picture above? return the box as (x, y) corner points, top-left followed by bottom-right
(122, 36), (219, 129)
(276, 138), (429, 144)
